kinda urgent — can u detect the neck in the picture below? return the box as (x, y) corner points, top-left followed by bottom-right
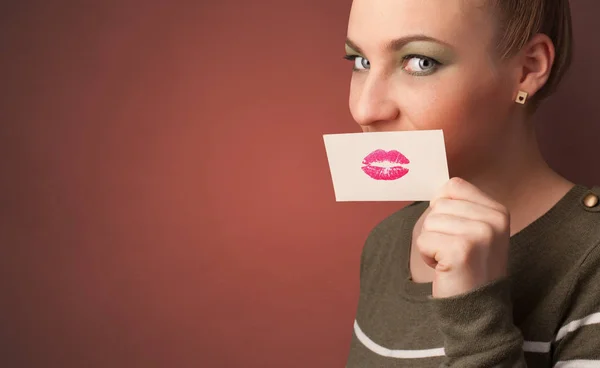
(458, 120), (574, 235)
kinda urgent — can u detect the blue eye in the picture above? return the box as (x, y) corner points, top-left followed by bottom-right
(401, 55), (440, 75)
(344, 55), (370, 71)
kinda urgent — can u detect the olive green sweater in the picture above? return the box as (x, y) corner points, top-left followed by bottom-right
(346, 184), (600, 367)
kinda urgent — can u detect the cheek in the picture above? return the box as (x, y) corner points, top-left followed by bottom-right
(403, 76), (501, 125)
(399, 71), (512, 163)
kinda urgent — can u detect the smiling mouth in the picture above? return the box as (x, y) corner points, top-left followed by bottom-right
(361, 149), (410, 181)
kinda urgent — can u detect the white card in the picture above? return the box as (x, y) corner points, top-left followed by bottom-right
(323, 130), (449, 201)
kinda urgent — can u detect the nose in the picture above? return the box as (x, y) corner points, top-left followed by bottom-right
(351, 74), (400, 129)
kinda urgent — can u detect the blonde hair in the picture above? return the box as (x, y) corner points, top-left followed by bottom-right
(491, 0), (573, 105)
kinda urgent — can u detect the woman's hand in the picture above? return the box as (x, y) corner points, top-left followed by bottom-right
(416, 177), (511, 298)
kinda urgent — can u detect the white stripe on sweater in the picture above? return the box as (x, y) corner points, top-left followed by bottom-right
(355, 320), (552, 357)
(354, 320), (552, 357)
(554, 360), (600, 368)
(354, 320), (445, 358)
(522, 341), (551, 353)
(555, 312), (600, 341)
(354, 312), (600, 359)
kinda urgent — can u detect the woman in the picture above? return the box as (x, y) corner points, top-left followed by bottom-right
(343, 0), (600, 367)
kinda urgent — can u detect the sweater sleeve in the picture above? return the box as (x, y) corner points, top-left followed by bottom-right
(429, 241), (600, 368)
(429, 278), (527, 367)
(551, 242), (600, 367)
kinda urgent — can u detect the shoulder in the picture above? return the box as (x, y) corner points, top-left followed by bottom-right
(559, 185), (600, 257)
(548, 187), (600, 365)
(570, 184), (600, 268)
(540, 185), (600, 297)
(555, 188), (600, 341)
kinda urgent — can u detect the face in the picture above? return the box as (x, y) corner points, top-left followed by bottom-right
(346, 0), (520, 177)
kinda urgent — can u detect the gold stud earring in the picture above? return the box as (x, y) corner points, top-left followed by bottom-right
(516, 91), (528, 104)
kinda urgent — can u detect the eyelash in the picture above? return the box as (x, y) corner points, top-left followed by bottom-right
(343, 54), (442, 75)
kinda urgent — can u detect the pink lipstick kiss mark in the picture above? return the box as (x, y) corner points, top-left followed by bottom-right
(361, 149), (410, 181)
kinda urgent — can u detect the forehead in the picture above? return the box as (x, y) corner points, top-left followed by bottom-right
(347, 0), (494, 50)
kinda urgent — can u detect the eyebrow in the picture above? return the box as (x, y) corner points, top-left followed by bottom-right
(345, 35), (452, 54)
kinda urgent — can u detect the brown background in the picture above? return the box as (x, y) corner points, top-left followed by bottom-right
(1, 1), (599, 367)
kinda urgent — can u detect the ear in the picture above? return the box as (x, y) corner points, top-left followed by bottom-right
(515, 33), (555, 99)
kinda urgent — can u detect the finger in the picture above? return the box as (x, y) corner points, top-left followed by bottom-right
(422, 213), (495, 241)
(429, 198), (509, 231)
(431, 177), (506, 213)
(415, 231), (460, 272)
